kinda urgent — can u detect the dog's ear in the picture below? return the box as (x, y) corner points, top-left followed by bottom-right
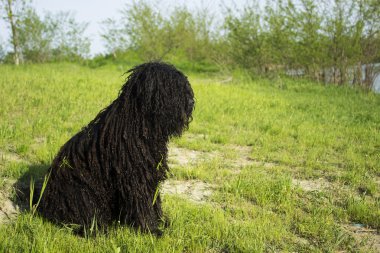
(120, 63), (158, 113)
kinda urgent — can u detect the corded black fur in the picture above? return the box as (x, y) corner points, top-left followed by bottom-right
(38, 62), (194, 233)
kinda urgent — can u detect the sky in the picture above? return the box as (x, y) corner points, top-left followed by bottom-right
(0, 0), (253, 55)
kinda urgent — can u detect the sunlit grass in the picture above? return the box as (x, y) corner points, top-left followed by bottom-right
(0, 63), (379, 252)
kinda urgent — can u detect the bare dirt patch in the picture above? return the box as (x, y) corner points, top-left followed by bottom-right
(34, 137), (46, 144)
(375, 177), (380, 187)
(161, 180), (213, 203)
(227, 144), (278, 168)
(0, 179), (19, 224)
(0, 150), (26, 164)
(0, 197), (18, 224)
(226, 145), (254, 168)
(168, 147), (217, 167)
(292, 178), (331, 192)
(169, 144), (278, 171)
(30, 137), (47, 151)
(184, 133), (207, 141)
(343, 224), (380, 251)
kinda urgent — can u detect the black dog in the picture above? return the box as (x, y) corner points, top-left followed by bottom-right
(38, 62), (194, 233)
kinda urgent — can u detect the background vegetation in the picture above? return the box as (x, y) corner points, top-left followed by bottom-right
(1, 0), (379, 89)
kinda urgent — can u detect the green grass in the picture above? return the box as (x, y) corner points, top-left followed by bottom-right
(0, 63), (379, 252)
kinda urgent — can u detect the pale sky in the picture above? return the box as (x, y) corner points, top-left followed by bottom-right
(0, 0), (254, 55)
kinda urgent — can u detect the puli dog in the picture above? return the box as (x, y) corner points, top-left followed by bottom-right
(37, 62), (194, 234)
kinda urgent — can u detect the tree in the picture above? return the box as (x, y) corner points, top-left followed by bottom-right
(0, 0), (28, 65)
(264, 0), (296, 72)
(100, 18), (128, 58)
(47, 11), (90, 61)
(287, 0), (326, 79)
(100, 0), (215, 65)
(17, 7), (54, 62)
(223, 1), (265, 74)
(356, 0), (380, 89)
(217, 0), (380, 87)
(122, 0), (165, 60)
(0, 37), (5, 62)
(164, 6), (214, 63)
(1, 1), (89, 63)
(17, 10), (90, 62)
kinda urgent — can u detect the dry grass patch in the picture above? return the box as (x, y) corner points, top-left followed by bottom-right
(292, 178), (332, 192)
(161, 180), (213, 203)
(0, 150), (26, 164)
(0, 179), (18, 224)
(168, 147), (218, 167)
(343, 224), (380, 252)
(169, 144), (276, 170)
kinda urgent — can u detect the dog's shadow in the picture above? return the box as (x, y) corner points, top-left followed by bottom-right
(13, 164), (49, 212)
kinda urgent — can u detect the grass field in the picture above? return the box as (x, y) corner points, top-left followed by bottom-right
(0, 63), (379, 252)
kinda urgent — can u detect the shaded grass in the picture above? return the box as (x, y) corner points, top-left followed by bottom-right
(0, 63), (379, 252)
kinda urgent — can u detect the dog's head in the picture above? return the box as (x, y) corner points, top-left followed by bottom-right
(120, 62), (194, 139)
